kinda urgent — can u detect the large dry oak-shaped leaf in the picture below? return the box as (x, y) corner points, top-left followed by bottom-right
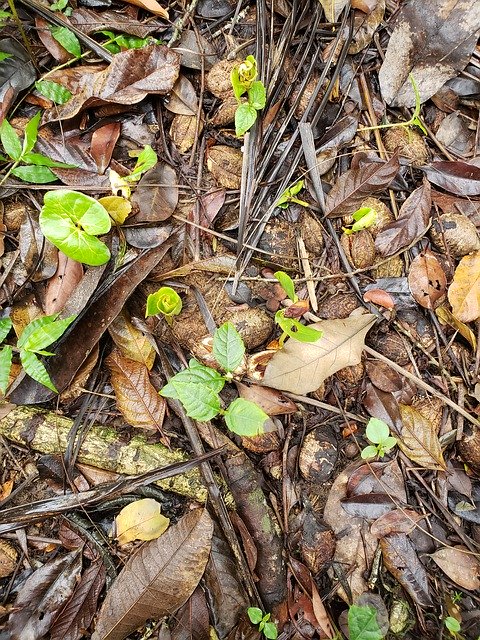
(92, 508), (213, 640)
(448, 251), (480, 323)
(398, 404), (446, 470)
(379, 0), (480, 107)
(429, 546), (480, 591)
(43, 45), (180, 123)
(262, 314), (376, 394)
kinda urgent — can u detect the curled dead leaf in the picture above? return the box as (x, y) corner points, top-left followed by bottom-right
(206, 145), (243, 190)
(398, 403), (446, 470)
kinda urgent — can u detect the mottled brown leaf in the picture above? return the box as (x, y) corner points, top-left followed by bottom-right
(166, 75), (198, 115)
(398, 403), (446, 470)
(370, 508), (423, 538)
(407, 250), (446, 310)
(235, 381), (297, 415)
(108, 309), (155, 370)
(447, 251), (480, 322)
(69, 7), (161, 37)
(429, 546), (480, 591)
(131, 163), (178, 222)
(106, 349), (166, 434)
(91, 508), (213, 640)
(375, 179), (431, 257)
(325, 153), (399, 218)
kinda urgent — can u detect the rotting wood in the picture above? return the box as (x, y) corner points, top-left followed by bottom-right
(0, 405), (231, 503)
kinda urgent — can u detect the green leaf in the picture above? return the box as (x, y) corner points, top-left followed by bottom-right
(276, 179), (305, 208)
(39, 190), (111, 266)
(22, 152), (75, 168)
(273, 271), (297, 303)
(146, 287), (182, 318)
(21, 315), (75, 352)
(361, 445), (378, 460)
(35, 80), (72, 104)
(0, 317), (12, 342)
(50, 25), (81, 57)
(11, 165), (58, 183)
(263, 622), (278, 640)
(0, 346), (13, 395)
(213, 322), (245, 373)
(247, 608), (263, 625)
(0, 51), (12, 62)
(230, 66), (246, 101)
(445, 617), (461, 634)
(224, 398), (267, 437)
(23, 111), (41, 155)
(0, 118), (22, 161)
(235, 103), (257, 137)
(365, 417), (391, 444)
(49, 0), (69, 11)
(248, 80), (266, 110)
(275, 311), (323, 343)
(382, 436), (397, 451)
(125, 145), (157, 182)
(348, 605), (384, 640)
(160, 359), (224, 421)
(19, 350), (57, 392)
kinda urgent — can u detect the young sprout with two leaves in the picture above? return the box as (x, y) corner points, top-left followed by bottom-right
(342, 206), (377, 235)
(145, 287), (183, 326)
(276, 179), (309, 209)
(0, 314), (75, 394)
(247, 607), (278, 639)
(273, 271), (322, 346)
(0, 111), (74, 185)
(160, 322), (269, 437)
(231, 55), (266, 137)
(361, 417), (397, 460)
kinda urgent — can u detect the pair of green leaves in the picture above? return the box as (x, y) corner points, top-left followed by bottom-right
(342, 206), (377, 235)
(247, 608), (278, 639)
(0, 314), (75, 394)
(160, 323), (268, 437)
(231, 55), (267, 137)
(98, 30), (161, 54)
(273, 271), (323, 344)
(361, 417), (397, 460)
(276, 179), (309, 209)
(0, 112), (74, 183)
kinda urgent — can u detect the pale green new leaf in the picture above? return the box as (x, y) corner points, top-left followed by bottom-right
(21, 315), (75, 353)
(361, 445), (378, 460)
(0, 346), (13, 395)
(224, 398), (267, 436)
(248, 81), (266, 110)
(23, 111), (41, 155)
(0, 118), (22, 161)
(19, 350), (57, 392)
(0, 317), (12, 342)
(274, 271), (297, 302)
(50, 25), (81, 57)
(11, 165), (58, 183)
(365, 418), (390, 444)
(35, 80), (72, 104)
(347, 605), (384, 640)
(126, 145), (157, 182)
(247, 608), (263, 625)
(213, 322), (245, 373)
(275, 312), (323, 343)
(235, 103), (257, 136)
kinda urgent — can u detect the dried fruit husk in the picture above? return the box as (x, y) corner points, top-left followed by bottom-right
(316, 292), (360, 319)
(336, 361), (365, 386)
(300, 513), (336, 575)
(382, 127), (428, 166)
(367, 327), (410, 365)
(207, 145), (243, 189)
(290, 73), (324, 120)
(206, 58), (241, 100)
(211, 96), (243, 127)
(340, 229), (376, 269)
(458, 426), (480, 473)
(373, 255), (404, 278)
(429, 212), (480, 258)
(170, 112), (204, 154)
(299, 428), (338, 483)
(0, 540), (17, 578)
(241, 427), (281, 454)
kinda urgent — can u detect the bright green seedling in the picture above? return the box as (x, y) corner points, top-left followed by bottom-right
(273, 271), (322, 345)
(49, 0), (72, 15)
(247, 607), (278, 639)
(160, 322), (268, 437)
(348, 605), (385, 640)
(0, 51), (12, 62)
(361, 417), (397, 460)
(35, 80), (72, 105)
(0, 10), (12, 26)
(0, 314), (75, 394)
(146, 287), (182, 325)
(98, 30), (162, 54)
(39, 190), (112, 266)
(445, 617), (463, 638)
(49, 25), (81, 57)
(109, 145), (158, 199)
(342, 206), (377, 235)
(230, 55), (266, 137)
(0, 111), (74, 185)
(276, 179), (309, 209)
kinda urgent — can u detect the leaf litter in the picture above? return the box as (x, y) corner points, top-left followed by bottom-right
(1, 1), (480, 639)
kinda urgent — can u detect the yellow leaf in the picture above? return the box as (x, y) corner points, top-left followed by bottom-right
(436, 306), (476, 349)
(120, 0), (168, 18)
(115, 498), (169, 545)
(448, 251), (480, 323)
(98, 196), (132, 224)
(398, 404), (446, 470)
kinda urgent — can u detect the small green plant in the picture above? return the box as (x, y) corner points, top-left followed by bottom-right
(49, 0), (72, 15)
(451, 592), (463, 605)
(230, 55), (266, 137)
(146, 287), (182, 325)
(0, 9), (12, 26)
(342, 206), (377, 235)
(109, 144), (158, 198)
(160, 323), (268, 437)
(276, 179), (309, 209)
(50, 25), (81, 58)
(98, 30), (162, 54)
(0, 111), (74, 185)
(348, 605), (385, 640)
(361, 418), (397, 460)
(35, 80), (72, 105)
(247, 607), (278, 639)
(0, 314), (75, 394)
(445, 616), (463, 638)
(273, 271), (322, 345)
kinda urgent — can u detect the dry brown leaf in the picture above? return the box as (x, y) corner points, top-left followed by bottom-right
(318, 0), (349, 22)
(131, 163), (178, 223)
(106, 349), (166, 435)
(436, 306), (476, 350)
(262, 314), (376, 394)
(447, 250), (480, 323)
(206, 145), (243, 190)
(120, 0), (168, 19)
(92, 508), (213, 640)
(108, 309), (156, 370)
(398, 404), (446, 470)
(90, 122), (121, 174)
(45, 252), (84, 315)
(170, 113), (204, 154)
(407, 250), (446, 310)
(0, 540), (17, 578)
(235, 381), (297, 415)
(165, 75), (198, 115)
(429, 546), (480, 591)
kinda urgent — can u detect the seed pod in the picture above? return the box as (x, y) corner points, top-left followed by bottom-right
(429, 212), (480, 258)
(383, 127), (429, 166)
(206, 59), (241, 100)
(340, 229), (376, 269)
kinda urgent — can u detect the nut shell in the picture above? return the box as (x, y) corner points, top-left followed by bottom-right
(207, 145), (243, 189)
(383, 127), (429, 166)
(299, 429), (338, 483)
(340, 229), (376, 269)
(429, 213), (480, 258)
(206, 59), (240, 100)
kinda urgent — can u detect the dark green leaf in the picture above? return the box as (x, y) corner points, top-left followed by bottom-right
(23, 111), (41, 154)
(213, 322), (245, 372)
(11, 165), (58, 183)
(224, 398), (267, 437)
(0, 317), (12, 342)
(35, 80), (72, 104)
(0, 118), (22, 161)
(248, 80), (266, 110)
(235, 103), (257, 136)
(20, 350), (57, 392)
(0, 346), (12, 395)
(50, 25), (81, 57)
(273, 271), (297, 302)
(348, 605), (384, 640)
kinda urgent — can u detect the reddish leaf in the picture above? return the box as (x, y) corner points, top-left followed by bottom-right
(171, 586), (210, 640)
(325, 153), (399, 218)
(423, 161), (480, 197)
(90, 122), (121, 174)
(407, 250), (446, 309)
(363, 288), (395, 309)
(131, 163), (179, 223)
(370, 509), (423, 538)
(36, 17), (71, 63)
(45, 252), (84, 315)
(50, 560), (106, 640)
(375, 178), (431, 257)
